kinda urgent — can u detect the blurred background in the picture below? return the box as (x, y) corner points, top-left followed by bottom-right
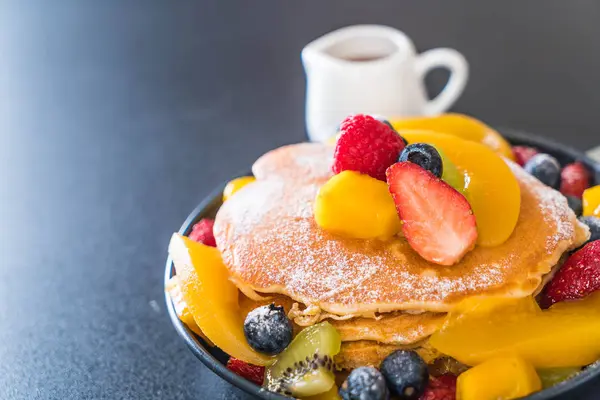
(1, 1), (599, 399)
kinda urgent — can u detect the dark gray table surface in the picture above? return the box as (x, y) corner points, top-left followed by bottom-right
(1, 1), (599, 399)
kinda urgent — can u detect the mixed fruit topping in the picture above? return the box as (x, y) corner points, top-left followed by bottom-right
(318, 113), (523, 264)
(167, 112), (600, 400)
(456, 356), (541, 400)
(399, 131), (521, 248)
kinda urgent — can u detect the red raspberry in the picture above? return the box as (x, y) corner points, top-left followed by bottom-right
(226, 357), (265, 386)
(512, 146), (538, 167)
(539, 240), (600, 308)
(419, 374), (457, 400)
(188, 218), (216, 247)
(560, 162), (591, 198)
(333, 114), (405, 181)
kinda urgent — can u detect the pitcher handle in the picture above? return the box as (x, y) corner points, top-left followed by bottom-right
(416, 48), (469, 115)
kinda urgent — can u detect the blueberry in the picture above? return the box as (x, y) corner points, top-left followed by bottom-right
(524, 154), (561, 188)
(339, 367), (389, 400)
(578, 216), (600, 243)
(244, 303), (292, 355)
(380, 350), (428, 399)
(567, 196), (583, 216)
(399, 143), (443, 178)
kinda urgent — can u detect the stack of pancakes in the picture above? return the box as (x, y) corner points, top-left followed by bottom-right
(214, 143), (589, 370)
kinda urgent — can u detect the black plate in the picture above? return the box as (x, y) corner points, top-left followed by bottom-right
(165, 129), (600, 400)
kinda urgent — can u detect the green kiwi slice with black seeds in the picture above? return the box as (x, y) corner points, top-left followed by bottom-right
(264, 321), (341, 397)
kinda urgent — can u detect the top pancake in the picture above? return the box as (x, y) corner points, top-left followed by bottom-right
(214, 143), (589, 316)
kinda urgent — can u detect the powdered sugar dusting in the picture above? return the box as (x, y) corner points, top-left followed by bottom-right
(215, 144), (588, 316)
(508, 161), (579, 252)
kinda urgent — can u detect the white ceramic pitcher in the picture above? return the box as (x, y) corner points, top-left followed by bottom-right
(302, 25), (469, 142)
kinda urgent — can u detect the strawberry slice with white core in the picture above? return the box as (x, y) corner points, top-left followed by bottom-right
(386, 162), (478, 266)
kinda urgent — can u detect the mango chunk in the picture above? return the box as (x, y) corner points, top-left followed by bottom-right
(168, 233), (272, 366)
(456, 356), (541, 400)
(430, 292), (600, 368)
(314, 171), (401, 240)
(223, 176), (256, 202)
(583, 185), (600, 217)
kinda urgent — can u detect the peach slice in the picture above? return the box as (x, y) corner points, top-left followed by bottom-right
(400, 131), (520, 247)
(168, 233), (272, 366)
(165, 275), (213, 345)
(390, 113), (515, 161)
(456, 356), (541, 400)
(430, 292), (600, 368)
(223, 176), (256, 202)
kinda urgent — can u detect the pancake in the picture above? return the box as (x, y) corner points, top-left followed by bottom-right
(335, 340), (441, 370)
(215, 143), (589, 316)
(332, 311), (445, 345)
(238, 293), (444, 345)
(252, 142), (334, 183)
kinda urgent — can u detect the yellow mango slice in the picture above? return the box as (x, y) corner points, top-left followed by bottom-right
(457, 356), (541, 400)
(583, 185), (600, 217)
(168, 233), (272, 366)
(223, 176), (256, 202)
(314, 171), (401, 240)
(430, 292), (600, 368)
(165, 275), (213, 345)
(390, 113), (515, 161)
(400, 131), (520, 247)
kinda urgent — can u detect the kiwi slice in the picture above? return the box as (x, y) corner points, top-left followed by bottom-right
(538, 367), (581, 388)
(436, 147), (467, 194)
(264, 321), (341, 397)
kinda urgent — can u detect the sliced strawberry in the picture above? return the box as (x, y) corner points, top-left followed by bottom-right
(539, 240), (600, 308)
(226, 357), (265, 386)
(386, 162), (478, 266)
